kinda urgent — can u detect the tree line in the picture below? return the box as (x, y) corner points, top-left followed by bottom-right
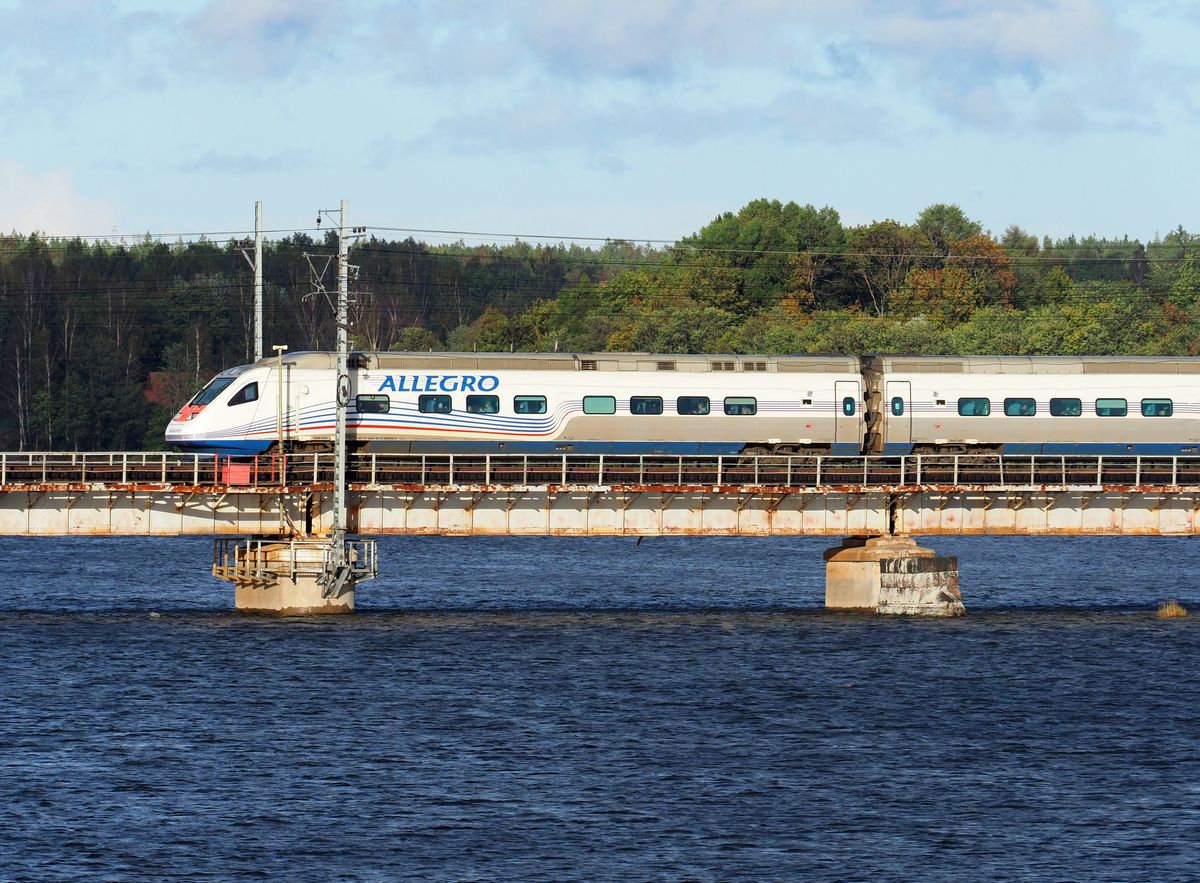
(0, 200), (1196, 451)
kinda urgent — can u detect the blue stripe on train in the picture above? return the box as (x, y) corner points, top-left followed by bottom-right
(173, 439), (864, 456)
(386, 441), (868, 456)
(1007, 443), (1200, 455)
(376, 440), (750, 455)
(172, 439), (274, 455)
(883, 442), (1200, 455)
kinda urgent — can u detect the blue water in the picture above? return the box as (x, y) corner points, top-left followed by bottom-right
(1, 536), (1198, 881)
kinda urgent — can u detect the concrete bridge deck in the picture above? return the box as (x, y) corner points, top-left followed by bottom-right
(1, 452), (1200, 537)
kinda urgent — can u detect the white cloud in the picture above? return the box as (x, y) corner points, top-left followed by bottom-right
(361, 0), (1155, 136)
(185, 0), (334, 78)
(405, 81), (902, 160)
(0, 161), (119, 235)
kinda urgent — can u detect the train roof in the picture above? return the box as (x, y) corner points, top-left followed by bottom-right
(868, 355), (1200, 374)
(265, 351), (862, 374)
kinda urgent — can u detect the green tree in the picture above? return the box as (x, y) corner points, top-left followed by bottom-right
(915, 204), (983, 254)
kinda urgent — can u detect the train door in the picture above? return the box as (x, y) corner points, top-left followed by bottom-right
(833, 380), (861, 453)
(885, 380), (911, 452)
(261, 363), (294, 448)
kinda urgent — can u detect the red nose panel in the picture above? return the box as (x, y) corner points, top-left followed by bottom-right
(173, 403), (207, 422)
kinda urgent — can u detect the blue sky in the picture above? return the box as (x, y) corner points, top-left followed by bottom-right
(1, 0), (1197, 246)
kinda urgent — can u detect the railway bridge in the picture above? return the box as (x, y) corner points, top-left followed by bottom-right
(2, 451), (1198, 615)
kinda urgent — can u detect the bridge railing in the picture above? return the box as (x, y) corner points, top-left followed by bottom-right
(346, 453), (1200, 489)
(3, 451), (1200, 489)
(0, 451), (292, 487)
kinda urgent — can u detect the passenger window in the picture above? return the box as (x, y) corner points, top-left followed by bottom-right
(957, 397), (991, 416)
(841, 397), (856, 416)
(630, 396), (663, 415)
(891, 397), (904, 417)
(514, 395), (547, 414)
(227, 382), (258, 406)
(583, 395), (616, 415)
(466, 395), (500, 414)
(677, 396), (711, 415)
(724, 397), (756, 416)
(355, 394), (389, 414)
(418, 394), (452, 414)
(1141, 398), (1173, 417)
(1095, 398), (1127, 417)
(1049, 398), (1081, 417)
(1004, 398), (1036, 417)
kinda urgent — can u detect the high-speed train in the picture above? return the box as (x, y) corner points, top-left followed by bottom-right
(165, 351), (1200, 456)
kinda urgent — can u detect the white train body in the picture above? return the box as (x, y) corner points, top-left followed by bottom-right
(165, 352), (866, 456)
(867, 356), (1200, 455)
(166, 352), (1200, 457)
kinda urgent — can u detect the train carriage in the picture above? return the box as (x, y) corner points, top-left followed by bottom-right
(169, 351), (1200, 458)
(166, 352), (866, 456)
(866, 356), (1200, 455)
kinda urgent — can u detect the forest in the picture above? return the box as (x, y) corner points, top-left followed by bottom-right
(1, 200), (1197, 451)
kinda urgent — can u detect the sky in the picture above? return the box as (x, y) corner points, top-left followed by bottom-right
(1, 0), (1198, 247)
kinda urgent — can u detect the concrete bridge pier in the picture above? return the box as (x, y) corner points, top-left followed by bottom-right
(213, 537), (376, 615)
(824, 535), (964, 616)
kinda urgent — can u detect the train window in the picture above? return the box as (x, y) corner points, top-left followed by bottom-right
(677, 396), (711, 415)
(631, 396), (663, 415)
(841, 397), (856, 416)
(1095, 398), (1127, 417)
(1050, 398), (1081, 417)
(724, 396), (757, 416)
(891, 397), (904, 416)
(957, 397), (991, 416)
(356, 394), (389, 414)
(466, 395), (500, 414)
(583, 395), (616, 415)
(514, 395), (547, 414)
(191, 377), (233, 406)
(1003, 397), (1036, 417)
(418, 394), (452, 414)
(1141, 398), (1173, 417)
(227, 383), (259, 406)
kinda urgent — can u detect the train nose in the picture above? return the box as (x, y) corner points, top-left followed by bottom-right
(173, 404), (206, 423)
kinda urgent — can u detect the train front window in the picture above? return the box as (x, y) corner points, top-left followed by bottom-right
(190, 377), (233, 406)
(1096, 398), (1127, 417)
(227, 383), (258, 406)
